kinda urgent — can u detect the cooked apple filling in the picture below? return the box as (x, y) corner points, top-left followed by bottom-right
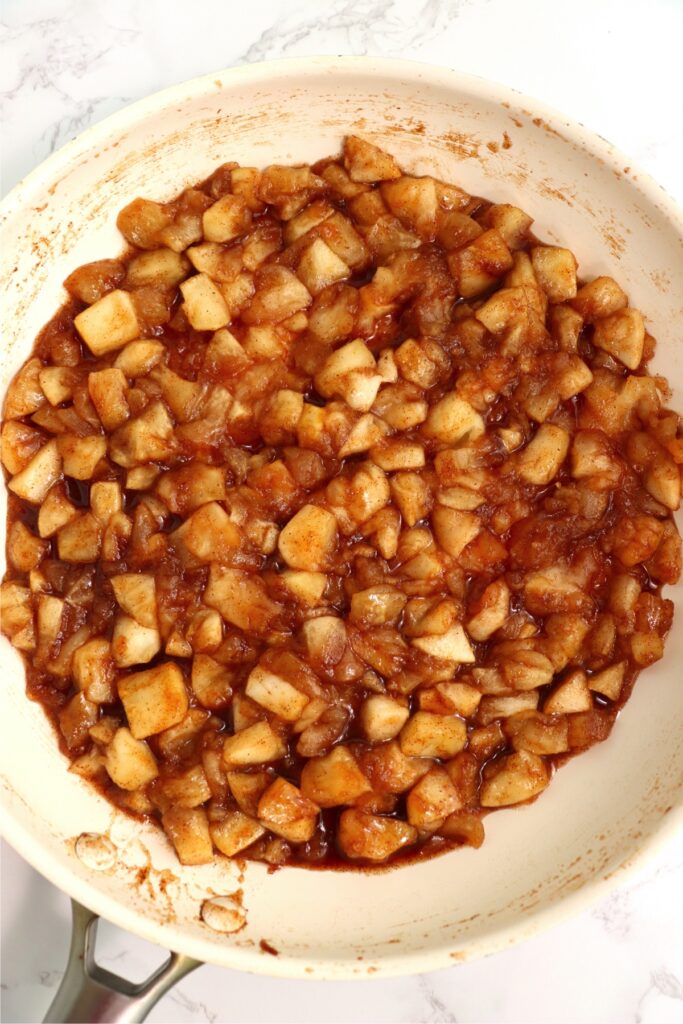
(2, 136), (681, 867)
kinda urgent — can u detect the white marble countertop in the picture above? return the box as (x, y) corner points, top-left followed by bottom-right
(1, 0), (682, 1021)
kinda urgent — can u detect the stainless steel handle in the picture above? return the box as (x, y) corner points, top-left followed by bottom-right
(44, 900), (201, 1024)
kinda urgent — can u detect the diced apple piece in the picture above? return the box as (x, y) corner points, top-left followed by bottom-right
(505, 711), (569, 755)
(171, 502), (241, 565)
(105, 727), (158, 790)
(222, 721), (286, 767)
(57, 513), (101, 562)
(8, 439), (61, 504)
(114, 339), (165, 378)
(279, 570), (327, 606)
(38, 366), (76, 405)
(72, 638), (116, 703)
(110, 401), (176, 467)
(74, 289), (139, 355)
(381, 176), (439, 238)
(58, 692), (98, 750)
(118, 662), (189, 739)
(343, 136), (401, 183)
(300, 746), (371, 807)
(407, 767), (459, 830)
(241, 265), (311, 323)
(593, 308), (645, 370)
(543, 669), (592, 714)
(338, 809), (417, 861)
(180, 273), (230, 330)
(88, 368), (130, 430)
(245, 664), (309, 723)
(589, 662), (626, 701)
(7, 521), (49, 572)
(411, 625), (475, 664)
(278, 504), (337, 571)
(126, 248), (189, 287)
(204, 566), (280, 633)
(186, 610), (223, 653)
(516, 424), (570, 485)
(432, 506), (481, 558)
(57, 434), (106, 480)
(257, 777), (320, 843)
(4, 358), (45, 418)
(301, 615), (347, 668)
(571, 276), (627, 321)
(297, 238), (350, 295)
(112, 615), (161, 668)
(0, 582), (35, 651)
(530, 246), (578, 302)
(449, 229), (513, 298)
(90, 481), (122, 522)
(467, 579), (510, 641)
(481, 204), (533, 249)
(191, 654), (233, 709)
(436, 682), (482, 717)
(204, 328), (250, 377)
(399, 712), (467, 758)
(350, 586), (406, 627)
(423, 394), (484, 444)
(210, 811), (265, 856)
(360, 694), (410, 742)
(110, 574), (157, 628)
(480, 750), (549, 807)
(202, 193), (252, 243)
(161, 806), (212, 865)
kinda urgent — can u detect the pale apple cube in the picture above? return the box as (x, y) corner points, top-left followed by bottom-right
(257, 778), (320, 843)
(210, 811), (265, 857)
(449, 229), (513, 298)
(530, 246), (578, 302)
(343, 136), (401, 183)
(73, 638), (116, 703)
(7, 521), (48, 572)
(162, 806), (213, 865)
(300, 746), (371, 807)
(222, 720), (286, 767)
(516, 424), (570, 485)
(423, 394), (484, 444)
(156, 464), (226, 514)
(432, 506), (481, 558)
(407, 766), (459, 830)
(381, 176), (439, 238)
(202, 193), (252, 243)
(112, 615), (161, 668)
(338, 809), (417, 861)
(57, 434), (106, 480)
(0, 582), (35, 651)
(38, 366), (75, 405)
(245, 665), (309, 723)
(90, 481), (123, 522)
(370, 439), (425, 471)
(284, 199), (335, 242)
(204, 566), (280, 633)
(467, 579), (511, 641)
(301, 616), (347, 666)
(278, 504), (337, 571)
(87, 368), (130, 430)
(571, 276), (627, 321)
(157, 765), (212, 809)
(180, 273), (230, 331)
(126, 247), (189, 287)
(360, 694), (410, 742)
(171, 501), (241, 565)
(110, 574), (157, 628)
(8, 439), (61, 504)
(105, 727), (158, 790)
(190, 654), (233, 709)
(376, 349), (399, 383)
(36, 485), (76, 539)
(506, 711), (570, 756)
(74, 289), (140, 355)
(315, 338), (376, 396)
(436, 682), (482, 717)
(482, 204), (533, 249)
(411, 625), (475, 664)
(114, 339), (165, 378)
(587, 662), (626, 701)
(542, 669), (592, 714)
(118, 662), (189, 739)
(227, 771), (272, 816)
(279, 570), (327, 606)
(593, 308), (645, 370)
(241, 266), (311, 323)
(111, 401), (176, 467)
(57, 513), (102, 562)
(644, 453), (681, 511)
(480, 750), (549, 807)
(297, 238), (350, 294)
(36, 593), (65, 646)
(399, 712), (467, 758)
(126, 466), (160, 490)
(390, 472), (432, 527)
(186, 609), (223, 653)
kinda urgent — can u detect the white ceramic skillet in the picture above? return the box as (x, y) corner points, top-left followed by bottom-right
(1, 56), (682, 1022)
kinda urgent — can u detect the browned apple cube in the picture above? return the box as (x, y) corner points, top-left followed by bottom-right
(593, 308), (645, 370)
(406, 766), (459, 830)
(73, 638), (116, 703)
(432, 505), (481, 557)
(516, 424), (570, 485)
(4, 358), (46, 418)
(171, 502), (241, 565)
(8, 439), (61, 504)
(118, 662), (189, 738)
(530, 246), (578, 302)
(423, 394), (484, 444)
(257, 777), (320, 843)
(222, 721), (286, 767)
(588, 661), (626, 701)
(343, 136), (401, 183)
(278, 503), (337, 570)
(480, 750), (549, 806)
(88, 368), (130, 431)
(7, 521), (49, 572)
(300, 746), (371, 807)
(57, 513), (102, 563)
(505, 711), (569, 755)
(399, 712), (467, 758)
(114, 339), (165, 378)
(210, 811), (265, 856)
(202, 193), (252, 243)
(110, 573), (157, 628)
(161, 806), (213, 865)
(0, 582), (35, 651)
(112, 615), (161, 668)
(338, 809), (417, 861)
(180, 273), (230, 330)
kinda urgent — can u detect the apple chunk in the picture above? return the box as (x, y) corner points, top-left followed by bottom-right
(118, 662), (189, 739)
(278, 504), (338, 570)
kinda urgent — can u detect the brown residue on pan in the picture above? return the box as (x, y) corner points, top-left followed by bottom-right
(439, 131), (480, 159)
(650, 269), (671, 292)
(450, 951), (467, 961)
(486, 141), (499, 153)
(502, 131), (512, 149)
(259, 939), (279, 956)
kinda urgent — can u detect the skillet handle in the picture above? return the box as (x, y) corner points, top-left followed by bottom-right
(44, 900), (201, 1024)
